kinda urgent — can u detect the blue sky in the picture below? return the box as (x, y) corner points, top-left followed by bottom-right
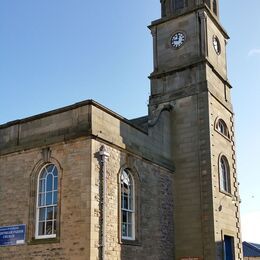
(220, 0), (260, 243)
(1, 0), (260, 243)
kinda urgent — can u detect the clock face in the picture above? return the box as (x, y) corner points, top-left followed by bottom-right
(171, 32), (186, 49)
(213, 35), (221, 55)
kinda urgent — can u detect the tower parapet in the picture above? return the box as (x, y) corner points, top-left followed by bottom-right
(161, 0), (219, 18)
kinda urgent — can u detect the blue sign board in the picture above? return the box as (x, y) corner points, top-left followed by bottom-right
(0, 225), (26, 246)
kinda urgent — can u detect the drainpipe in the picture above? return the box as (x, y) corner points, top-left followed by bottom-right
(99, 145), (110, 260)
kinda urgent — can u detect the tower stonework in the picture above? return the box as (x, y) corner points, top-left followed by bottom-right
(149, 0), (242, 259)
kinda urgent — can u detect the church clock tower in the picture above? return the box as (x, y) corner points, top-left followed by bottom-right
(148, 0), (242, 259)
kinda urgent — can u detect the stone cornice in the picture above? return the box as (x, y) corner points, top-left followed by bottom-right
(0, 99), (147, 134)
(149, 58), (232, 90)
(148, 5), (229, 40)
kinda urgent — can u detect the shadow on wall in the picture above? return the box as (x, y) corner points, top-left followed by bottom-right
(118, 119), (174, 260)
(93, 106), (175, 259)
(216, 237), (237, 260)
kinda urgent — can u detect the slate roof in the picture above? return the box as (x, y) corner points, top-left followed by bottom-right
(243, 241), (260, 257)
(130, 116), (148, 132)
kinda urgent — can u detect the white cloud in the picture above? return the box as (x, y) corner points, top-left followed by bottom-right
(241, 211), (260, 243)
(248, 49), (260, 57)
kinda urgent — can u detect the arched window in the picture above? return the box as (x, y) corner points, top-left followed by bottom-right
(205, 0), (211, 9)
(36, 164), (58, 239)
(216, 119), (230, 139)
(213, 0), (218, 15)
(219, 156), (230, 193)
(121, 169), (135, 240)
(173, 0), (185, 10)
(161, 0), (166, 17)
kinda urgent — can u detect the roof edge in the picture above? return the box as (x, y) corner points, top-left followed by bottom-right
(0, 99), (148, 134)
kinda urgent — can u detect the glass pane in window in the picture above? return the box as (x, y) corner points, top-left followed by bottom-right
(53, 220), (57, 234)
(46, 192), (53, 205)
(128, 212), (132, 224)
(129, 197), (133, 210)
(39, 179), (45, 192)
(123, 196), (128, 209)
(40, 168), (47, 179)
(46, 221), (53, 235)
(219, 122), (224, 134)
(129, 182), (132, 193)
(123, 185), (129, 196)
(53, 167), (58, 177)
(121, 196), (124, 208)
(54, 177), (58, 190)
(54, 206), (57, 219)
(46, 164), (54, 173)
(224, 182), (228, 191)
(224, 174), (228, 191)
(221, 162), (225, 173)
(122, 223), (127, 237)
(53, 191), (58, 204)
(38, 222), (45, 236)
(39, 208), (46, 221)
(220, 157), (229, 192)
(128, 224), (132, 237)
(220, 175), (224, 191)
(121, 171), (130, 185)
(122, 210), (127, 223)
(47, 207), (54, 220)
(46, 174), (53, 192)
(38, 193), (45, 206)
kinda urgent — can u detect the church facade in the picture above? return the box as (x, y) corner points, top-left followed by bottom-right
(0, 0), (242, 259)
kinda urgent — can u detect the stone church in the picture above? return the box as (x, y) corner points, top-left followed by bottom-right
(0, 0), (242, 259)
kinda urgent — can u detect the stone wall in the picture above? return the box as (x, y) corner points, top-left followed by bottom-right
(0, 138), (92, 260)
(0, 105), (175, 260)
(90, 140), (174, 260)
(209, 93), (243, 259)
(0, 101), (91, 156)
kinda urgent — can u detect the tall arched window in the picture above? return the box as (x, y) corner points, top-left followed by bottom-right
(121, 169), (135, 240)
(219, 156), (230, 193)
(36, 164), (58, 239)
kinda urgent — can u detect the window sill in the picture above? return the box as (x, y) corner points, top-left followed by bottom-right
(215, 129), (231, 142)
(28, 237), (59, 245)
(219, 190), (232, 197)
(120, 239), (141, 246)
